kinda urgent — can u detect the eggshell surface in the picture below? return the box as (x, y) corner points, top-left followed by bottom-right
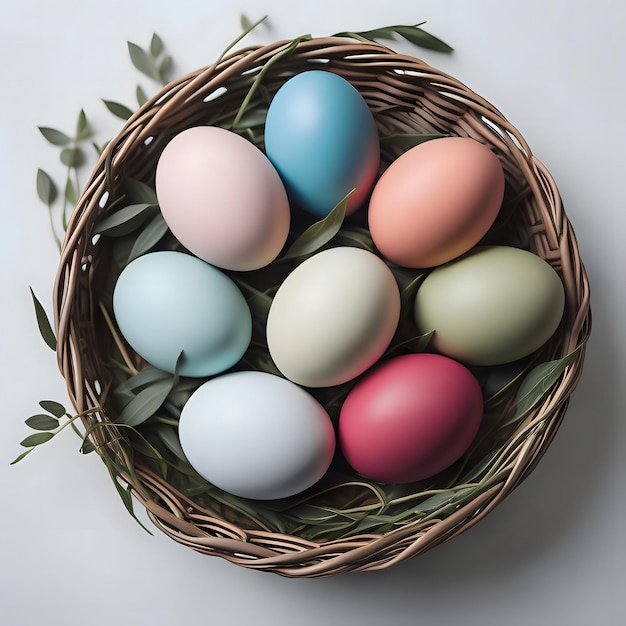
(264, 70), (380, 217)
(112, 251), (252, 377)
(368, 137), (505, 268)
(266, 247), (401, 387)
(414, 245), (566, 365)
(155, 126), (290, 271)
(339, 353), (483, 483)
(178, 371), (336, 500)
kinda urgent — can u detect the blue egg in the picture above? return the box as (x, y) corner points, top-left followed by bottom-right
(264, 70), (380, 218)
(112, 251), (252, 377)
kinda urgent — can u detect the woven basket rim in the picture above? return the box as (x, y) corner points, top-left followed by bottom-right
(53, 36), (591, 577)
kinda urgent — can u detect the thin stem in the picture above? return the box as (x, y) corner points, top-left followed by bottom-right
(47, 204), (62, 251)
(232, 34), (312, 128)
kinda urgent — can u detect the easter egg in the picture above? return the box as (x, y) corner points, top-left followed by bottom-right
(414, 245), (566, 365)
(155, 126), (290, 271)
(112, 251), (252, 377)
(266, 246), (400, 387)
(178, 371), (336, 500)
(368, 137), (505, 268)
(339, 353), (483, 483)
(264, 70), (380, 218)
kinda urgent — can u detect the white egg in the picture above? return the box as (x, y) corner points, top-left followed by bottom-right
(178, 371), (336, 500)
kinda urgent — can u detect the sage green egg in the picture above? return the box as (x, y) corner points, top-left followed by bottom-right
(414, 245), (565, 366)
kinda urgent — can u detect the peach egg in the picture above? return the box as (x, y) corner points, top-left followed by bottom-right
(368, 137), (505, 269)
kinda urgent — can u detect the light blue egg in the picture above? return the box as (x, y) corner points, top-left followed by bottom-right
(264, 70), (380, 218)
(112, 251), (252, 377)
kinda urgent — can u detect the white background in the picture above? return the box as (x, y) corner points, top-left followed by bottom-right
(1, 1), (624, 624)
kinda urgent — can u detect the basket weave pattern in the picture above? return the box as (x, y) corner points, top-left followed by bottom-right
(54, 38), (591, 577)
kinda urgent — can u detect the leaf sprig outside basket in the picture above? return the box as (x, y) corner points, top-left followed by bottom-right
(16, 16), (588, 542)
(36, 32), (174, 250)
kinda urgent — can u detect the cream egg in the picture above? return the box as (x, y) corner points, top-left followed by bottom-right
(266, 246), (401, 387)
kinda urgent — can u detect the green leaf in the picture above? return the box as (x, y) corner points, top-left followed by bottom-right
(25, 414), (59, 431)
(153, 423), (187, 462)
(126, 212), (169, 263)
(336, 23), (453, 53)
(102, 99), (134, 120)
(108, 471), (153, 534)
(165, 377), (203, 409)
(334, 226), (377, 253)
(95, 202), (157, 236)
(64, 177), (78, 206)
(170, 351), (184, 389)
(346, 514), (392, 536)
(136, 84), (148, 107)
(509, 343), (586, 424)
(459, 449), (501, 483)
(36, 168), (57, 205)
(10, 448), (35, 465)
(157, 55), (172, 82)
(60, 146), (84, 167)
(393, 25), (454, 53)
(29, 287), (56, 351)
(240, 14), (253, 30)
(125, 178), (159, 205)
(112, 366), (173, 399)
(80, 436), (96, 455)
(116, 377), (175, 427)
(245, 292), (273, 321)
(93, 140), (108, 156)
(400, 272), (428, 316)
(386, 331), (435, 357)
(128, 41), (159, 81)
(20, 432), (55, 447)
(412, 487), (474, 515)
(281, 190), (351, 260)
(39, 400), (66, 417)
(340, 27), (396, 42)
(38, 126), (71, 146)
(150, 33), (163, 57)
(76, 109), (89, 138)
(288, 503), (355, 524)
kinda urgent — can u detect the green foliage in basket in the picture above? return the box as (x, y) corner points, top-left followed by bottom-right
(15, 15), (588, 542)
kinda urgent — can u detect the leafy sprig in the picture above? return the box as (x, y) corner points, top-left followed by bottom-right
(105, 33), (174, 120)
(37, 110), (92, 248)
(35, 34), (174, 249)
(334, 22), (454, 52)
(12, 399), (90, 465)
(129, 33), (173, 87)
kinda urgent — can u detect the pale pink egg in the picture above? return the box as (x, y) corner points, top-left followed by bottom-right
(156, 126), (290, 271)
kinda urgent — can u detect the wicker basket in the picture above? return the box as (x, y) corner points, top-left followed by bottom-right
(53, 37), (591, 577)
